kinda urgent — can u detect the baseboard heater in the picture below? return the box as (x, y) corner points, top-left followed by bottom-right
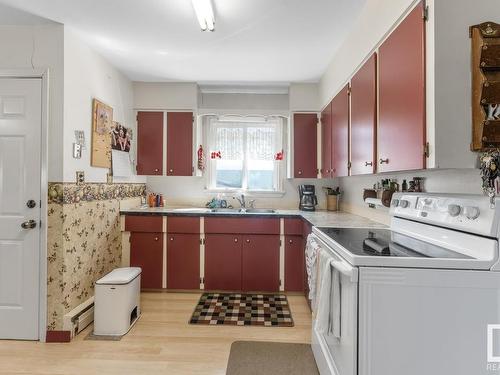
(63, 297), (95, 339)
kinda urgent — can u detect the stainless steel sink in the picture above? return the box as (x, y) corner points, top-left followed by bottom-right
(244, 208), (276, 214)
(210, 208), (242, 213)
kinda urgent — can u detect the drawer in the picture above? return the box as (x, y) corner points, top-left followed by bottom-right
(284, 218), (303, 235)
(167, 216), (200, 234)
(125, 215), (163, 233)
(205, 217), (280, 235)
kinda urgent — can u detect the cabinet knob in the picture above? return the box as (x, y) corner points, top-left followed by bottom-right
(365, 161), (373, 167)
(289, 239), (293, 244)
(170, 237), (173, 241)
(234, 238), (238, 243)
(298, 170), (302, 175)
(246, 239), (250, 243)
(154, 237), (159, 241)
(379, 158), (389, 164)
(169, 169), (173, 174)
(154, 168), (159, 172)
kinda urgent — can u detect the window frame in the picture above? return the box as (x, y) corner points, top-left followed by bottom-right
(204, 115), (286, 194)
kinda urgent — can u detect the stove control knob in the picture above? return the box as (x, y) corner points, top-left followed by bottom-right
(463, 206), (480, 220)
(448, 204), (462, 217)
(391, 199), (399, 207)
(400, 200), (409, 208)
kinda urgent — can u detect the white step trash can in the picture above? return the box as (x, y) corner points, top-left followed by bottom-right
(94, 267), (142, 336)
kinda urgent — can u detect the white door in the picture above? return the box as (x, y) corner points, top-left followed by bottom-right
(0, 78), (42, 340)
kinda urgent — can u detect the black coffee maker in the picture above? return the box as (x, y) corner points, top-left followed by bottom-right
(299, 184), (318, 211)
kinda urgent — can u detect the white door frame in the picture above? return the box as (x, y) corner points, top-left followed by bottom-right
(0, 69), (49, 342)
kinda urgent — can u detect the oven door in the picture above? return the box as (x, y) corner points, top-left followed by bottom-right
(311, 234), (359, 375)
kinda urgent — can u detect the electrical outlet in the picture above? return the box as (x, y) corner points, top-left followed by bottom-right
(76, 171), (85, 185)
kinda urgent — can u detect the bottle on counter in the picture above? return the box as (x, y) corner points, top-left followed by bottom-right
(402, 179), (408, 192)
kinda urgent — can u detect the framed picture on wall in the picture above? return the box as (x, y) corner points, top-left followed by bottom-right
(91, 98), (113, 168)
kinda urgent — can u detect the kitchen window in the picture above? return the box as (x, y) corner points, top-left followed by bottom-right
(204, 116), (286, 192)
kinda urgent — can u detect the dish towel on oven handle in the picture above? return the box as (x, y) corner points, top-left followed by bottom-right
(315, 249), (341, 339)
(305, 234), (321, 308)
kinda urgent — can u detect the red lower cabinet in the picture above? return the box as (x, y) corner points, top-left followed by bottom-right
(129, 232), (163, 289)
(242, 235), (280, 292)
(285, 235), (305, 292)
(204, 234), (242, 291)
(167, 234), (200, 289)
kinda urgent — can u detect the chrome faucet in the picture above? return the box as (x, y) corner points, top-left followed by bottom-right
(234, 194), (246, 208)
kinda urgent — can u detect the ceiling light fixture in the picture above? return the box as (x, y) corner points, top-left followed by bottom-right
(191, 0), (215, 32)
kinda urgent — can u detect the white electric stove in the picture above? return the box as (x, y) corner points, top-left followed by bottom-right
(310, 193), (500, 375)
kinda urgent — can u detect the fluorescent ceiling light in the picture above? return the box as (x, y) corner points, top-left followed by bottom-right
(192, 0), (215, 31)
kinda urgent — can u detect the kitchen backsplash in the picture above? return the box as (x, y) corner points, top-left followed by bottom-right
(337, 168), (482, 224)
(46, 182), (145, 331)
(146, 176), (335, 210)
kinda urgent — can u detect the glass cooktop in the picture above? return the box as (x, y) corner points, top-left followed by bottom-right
(316, 227), (472, 259)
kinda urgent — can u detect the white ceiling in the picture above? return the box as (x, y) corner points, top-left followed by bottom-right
(0, 0), (366, 84)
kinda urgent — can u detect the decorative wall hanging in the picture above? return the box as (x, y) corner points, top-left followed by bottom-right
(91, 99), (113, 168)
(111, 121), (132, 152)
(470, 22), (500, 151)
(274, 149), (284, 161)
(197, 145), (205, 171)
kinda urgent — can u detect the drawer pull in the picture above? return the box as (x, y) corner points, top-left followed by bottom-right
(365, 161), (373, 167)
(379, 158), (389, 164)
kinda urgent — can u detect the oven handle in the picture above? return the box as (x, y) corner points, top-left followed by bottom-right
(312, 234), (358, 283)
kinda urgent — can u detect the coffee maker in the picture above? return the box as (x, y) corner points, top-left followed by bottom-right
(298, 184), (318, 211)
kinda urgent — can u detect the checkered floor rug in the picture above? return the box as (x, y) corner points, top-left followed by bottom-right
(189, 293), (294, 327)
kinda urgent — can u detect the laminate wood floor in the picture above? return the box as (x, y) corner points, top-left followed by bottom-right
(0, 292), (312, 375)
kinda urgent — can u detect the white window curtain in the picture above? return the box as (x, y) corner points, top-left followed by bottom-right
(202, 115), (287, 192)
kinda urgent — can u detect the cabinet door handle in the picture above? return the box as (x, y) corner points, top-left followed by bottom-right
(289, 239), (293, 244)
(154, 168), (159, 172)
(298, 170), (302, 175)
(365, 161), (373, 167)
(246, 239), (250, 243)
(234, 238), (238, 243)
(154, 237), (159, 241)
(169, 169), (173, 174)
(170, 237), (173, 241)
(379, 158), (389, 164)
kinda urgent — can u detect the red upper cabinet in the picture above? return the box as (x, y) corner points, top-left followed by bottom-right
(167, 112), (193, 176)
(293, 113), (318, 178)
(321, 101), (333, 178)
(137, 111), (163, 175)
(331, 85), (350, 177)
(378, 1), (426, 172)
(351, 54), (377, 175)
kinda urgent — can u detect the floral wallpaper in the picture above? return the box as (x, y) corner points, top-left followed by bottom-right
(46, 182), (145, 331)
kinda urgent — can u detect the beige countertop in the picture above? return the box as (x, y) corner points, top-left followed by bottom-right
(120, 206), (386, 228)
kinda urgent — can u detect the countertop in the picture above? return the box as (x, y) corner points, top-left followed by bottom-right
(120, 206), (386, 228)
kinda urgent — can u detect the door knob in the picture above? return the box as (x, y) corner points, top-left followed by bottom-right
(21, 220), (37, 229)
(27, 200), (37, 208)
